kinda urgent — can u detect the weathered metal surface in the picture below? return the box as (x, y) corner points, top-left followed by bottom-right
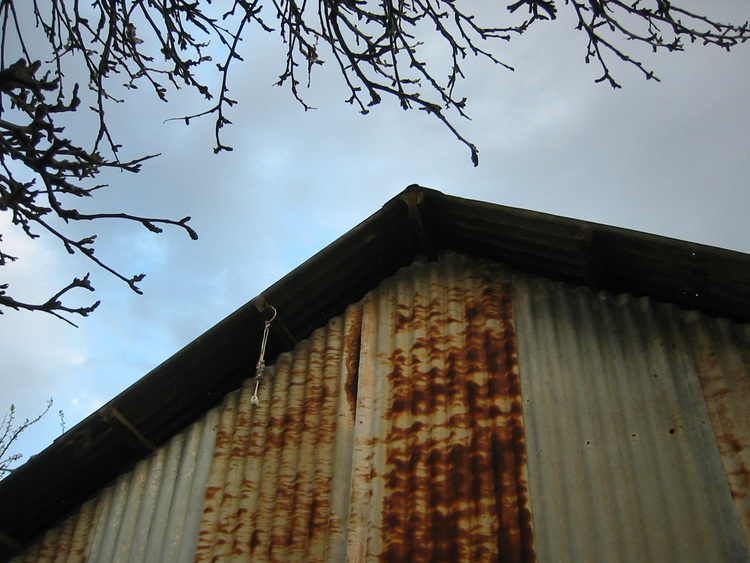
(6, 188), (750, 561)
(10, 496), (99, 563)
(195, 303), (363, 561)
(9, 252), (532, 562)
(350, 254), (533, 562)
(196, 252), (535, 562)
(513, 273), (749, 562)
(683, 312), (750, 548)
(12, 248), (750, 562)
(10, 408), (221, 563)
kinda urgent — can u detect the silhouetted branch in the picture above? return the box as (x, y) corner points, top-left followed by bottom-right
(0, 399), (53, 477)
(1, 0), (748, 322)
(0, 275), (98, 326)
(0, 57), (197, 323)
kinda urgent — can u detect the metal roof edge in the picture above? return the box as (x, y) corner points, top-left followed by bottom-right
(428, 191), (750, 321)
(1, 184), (749, 559)
(0, 184), (420, 558)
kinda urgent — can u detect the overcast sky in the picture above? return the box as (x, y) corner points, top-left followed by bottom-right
(2, 2), (749, 466)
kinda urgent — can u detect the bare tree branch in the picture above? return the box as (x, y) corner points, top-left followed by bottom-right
(1, 0), (748, 322)
(0, 57), (197, 323)
(0, 399), (52, 477)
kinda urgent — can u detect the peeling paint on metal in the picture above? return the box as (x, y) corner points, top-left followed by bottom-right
(196, 252), (534, 562)
(513, 273), (749, 562)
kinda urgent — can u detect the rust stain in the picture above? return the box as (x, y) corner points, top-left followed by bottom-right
(380, 268), (534, 562)
(686, 315), (750, 549)
(10, 488), (99, 562)
(196, 253), (534, 562)
(695, 358), (750, 480)
(344, 303), (364, 421)
(196, 308), (360, 562)
(394, 294), (444, 333)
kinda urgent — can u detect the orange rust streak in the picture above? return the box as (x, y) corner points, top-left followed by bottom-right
(194, 253), (534, 562)
(195, 305), (364, 563)
(379, 263), (534, 562)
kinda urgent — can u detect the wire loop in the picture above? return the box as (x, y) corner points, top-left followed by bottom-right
(251, 305), (276, 406)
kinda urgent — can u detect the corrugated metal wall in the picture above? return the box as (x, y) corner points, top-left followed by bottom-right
(514, 274), (749, 562)
(11, 407), (221, 563)
(683, 312), (750, 549)
(11, 251), (750, 562)
(195, 253), (533, 562)
(195, 304), (363, 561)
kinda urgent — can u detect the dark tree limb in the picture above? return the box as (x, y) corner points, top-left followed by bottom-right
(1, 0), (748, 323)
(0, 57), (197, 324)
(1, 399), (53, 476)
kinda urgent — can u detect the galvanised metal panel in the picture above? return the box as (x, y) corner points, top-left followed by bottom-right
(14, 250), (749, 563)
(683, 312), (750, 548)
(349, 253), (533, 562)
(196, 252), (535, 562)
(513, 274), (748, 562)
(11, 407), (221, 563)
(196, 303), (362, 561)
(6, 189), (750, 562)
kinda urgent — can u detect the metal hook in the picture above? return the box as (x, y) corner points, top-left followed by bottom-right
(252, 305), (277, 407)
(266, 305), (278, 324)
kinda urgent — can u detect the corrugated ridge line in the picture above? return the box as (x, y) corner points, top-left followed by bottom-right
(346, 289), (384, 561)
(683, 312), (750, 547)
(351, 253), (534, 561)
(514, 274), (748, 562)
(195, 303), (362, 562)
(327, 301), (363, 561)
(10, 409), (220, 563)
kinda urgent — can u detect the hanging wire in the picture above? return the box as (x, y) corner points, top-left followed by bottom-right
(251, 305), (277, 406)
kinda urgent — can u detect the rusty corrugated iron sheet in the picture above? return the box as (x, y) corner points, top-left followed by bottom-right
(12, 250), (750, 562)
(6, 188), (750, 561)
(683, 312), (750, 548)
(10, 496), (99, 563)
(195, 304), (362, 561)
(11, 407), (221, 563)
(196, 252), (535, 561)
(513, 273), (749, 562)
(350, 256), (533, 561)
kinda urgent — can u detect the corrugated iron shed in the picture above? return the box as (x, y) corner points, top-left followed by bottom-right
(12, 408), (220, 562)
(1, 186), (750, 560)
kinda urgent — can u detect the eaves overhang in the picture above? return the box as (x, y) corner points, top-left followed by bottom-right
(1, 185), (749, 559)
